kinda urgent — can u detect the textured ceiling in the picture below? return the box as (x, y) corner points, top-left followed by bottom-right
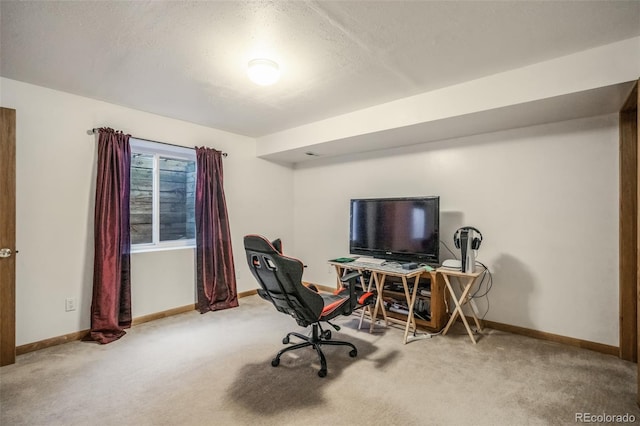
(1, 1), (639, 137)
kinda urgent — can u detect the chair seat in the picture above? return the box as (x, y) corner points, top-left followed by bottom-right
(320, 290), (375, 319)
(320, 293), (350, 318)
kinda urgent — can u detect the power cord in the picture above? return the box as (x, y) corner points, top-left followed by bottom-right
(470, 260), (493, 320)
(410, 327), (444, 340)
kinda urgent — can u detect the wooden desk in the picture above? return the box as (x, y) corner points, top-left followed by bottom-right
(438, 267), (484, 344)
(329, 260), (443, 344)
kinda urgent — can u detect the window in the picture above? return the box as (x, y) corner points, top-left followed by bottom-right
(130, 138), (196, 252)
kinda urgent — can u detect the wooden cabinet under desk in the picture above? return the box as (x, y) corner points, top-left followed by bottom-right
(329, 261), (447, 336)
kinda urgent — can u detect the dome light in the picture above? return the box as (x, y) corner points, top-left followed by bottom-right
(247, 59), (280, 86)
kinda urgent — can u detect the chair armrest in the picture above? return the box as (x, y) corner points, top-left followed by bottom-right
(340, 271), (361, 312)
(340, 271), (362, 285)
(340, 271), (375, 310)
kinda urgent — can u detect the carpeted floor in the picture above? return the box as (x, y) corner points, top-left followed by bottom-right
(1, 295), (638, 426)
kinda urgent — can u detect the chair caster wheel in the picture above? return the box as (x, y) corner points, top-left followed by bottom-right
(318, 369), (327, 378)
(271, 358), (280, 367)
(322, 330), (331, 340)
(282, 336), (289, 344)
(349, 349), (357, 357)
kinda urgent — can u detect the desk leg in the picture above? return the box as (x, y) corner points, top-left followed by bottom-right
(370, 272), (389, 332)
(442, 275), (479, 344)
(358, 272), (371, 330)
(402, 274), (421, 344)
(441, 275), (458, 336)
(458, 278), (483, 333)
(333, 265), (344, 290)
(456, 277), (478, 344)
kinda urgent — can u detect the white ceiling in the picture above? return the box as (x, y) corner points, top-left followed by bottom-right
(1, 1), (639, 138)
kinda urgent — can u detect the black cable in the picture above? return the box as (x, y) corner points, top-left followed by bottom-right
(470, 260), (493, 320)
(481, 295), (491, 321)
(472, 264), (493, 298)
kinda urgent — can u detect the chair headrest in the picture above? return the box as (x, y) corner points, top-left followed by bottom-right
(244, 234), (281, 254)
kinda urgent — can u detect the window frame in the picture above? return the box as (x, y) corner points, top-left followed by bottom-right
(129, 138), (197, 253)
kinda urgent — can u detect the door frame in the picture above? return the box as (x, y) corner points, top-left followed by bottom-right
(618, 80), (639, 406)
(0, 107), (16, 366)
(620, 81), (638, 363)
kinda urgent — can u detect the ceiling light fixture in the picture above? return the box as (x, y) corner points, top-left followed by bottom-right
(247, 58), (280, 86)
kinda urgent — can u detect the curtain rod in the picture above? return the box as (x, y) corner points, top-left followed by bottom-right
(87, 128), (228, 157)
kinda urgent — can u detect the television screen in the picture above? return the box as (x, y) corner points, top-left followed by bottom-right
(349, 196), (439, 264)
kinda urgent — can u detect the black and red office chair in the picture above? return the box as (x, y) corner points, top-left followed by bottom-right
(244, 234), (374, 377)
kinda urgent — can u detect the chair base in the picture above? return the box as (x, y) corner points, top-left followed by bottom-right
(271, 323), (357, 377)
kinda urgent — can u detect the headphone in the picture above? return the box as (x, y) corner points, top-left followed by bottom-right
(454, 226), (483, 250)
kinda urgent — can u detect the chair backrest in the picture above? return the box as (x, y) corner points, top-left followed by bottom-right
(244, 235), (324, 326)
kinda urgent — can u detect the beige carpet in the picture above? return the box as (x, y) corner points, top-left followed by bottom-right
(1, 295), (638, 426)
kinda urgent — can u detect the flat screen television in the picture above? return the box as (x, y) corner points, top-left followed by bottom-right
(349, 196), (439, 264)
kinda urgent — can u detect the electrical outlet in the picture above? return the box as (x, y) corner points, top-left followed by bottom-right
(65, 297), (76, 312)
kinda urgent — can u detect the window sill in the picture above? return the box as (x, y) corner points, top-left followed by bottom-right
(131, 244), (195, 254)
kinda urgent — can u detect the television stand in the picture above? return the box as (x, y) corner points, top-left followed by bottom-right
(328, 260), (446, 343)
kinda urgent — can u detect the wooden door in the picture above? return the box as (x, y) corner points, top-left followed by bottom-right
(0, 108), (16, 366)
(620, 83), (638, 363)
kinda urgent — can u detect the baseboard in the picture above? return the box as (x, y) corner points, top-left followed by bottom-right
(16, 291), (258, 356)
(480, 318), (619, 357)
(238, 289), (258, 298)
(16, 303), (196, 355)
(131, 303), (196, 326)
(16, 289), (619, 359)
(16, 329), (92, 355)
(305, 282), (336, 293)
(304, 281), (620, 357)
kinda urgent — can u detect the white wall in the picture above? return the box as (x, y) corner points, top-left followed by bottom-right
(1, 78), (294, 345)
(0, 76), (622, 348)
(292, 114), (619, 346)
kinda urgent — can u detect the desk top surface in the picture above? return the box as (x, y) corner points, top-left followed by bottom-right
(328, 260), (485, 278)
(328, 259), (432, 277)
(436, 267), (484, 278)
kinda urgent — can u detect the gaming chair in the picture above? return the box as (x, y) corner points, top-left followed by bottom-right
(244, 234), (374, 377)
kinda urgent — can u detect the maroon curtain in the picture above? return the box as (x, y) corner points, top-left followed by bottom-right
(90, 128), (132, 344)
(195, 147), (238, 313)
